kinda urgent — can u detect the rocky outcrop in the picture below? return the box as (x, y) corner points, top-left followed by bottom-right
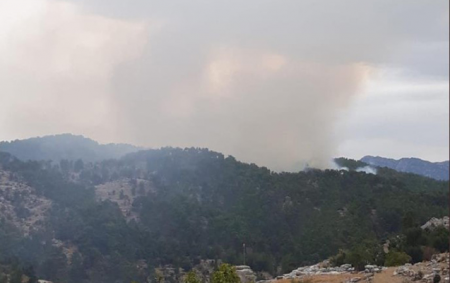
(393, 253), (449, 282)
(235, 265), (257, 283)
(95, 178), (155, 221)
(421, 217), (449, 230)
(281, 259), (386, 280)
(0, 170), (52, 235)
(270, 254), (449, 283)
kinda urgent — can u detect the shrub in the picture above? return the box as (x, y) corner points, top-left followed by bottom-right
(330, 250), (346, 266)
(405, 246), (423, 263)
(422, 246), (437, 261)
(385, 251), (411, 266)
(431, 227), (449, 252)
(211, 264), (240, 283)
(185, 271), (200, 283)
(345, 247), (372, 271)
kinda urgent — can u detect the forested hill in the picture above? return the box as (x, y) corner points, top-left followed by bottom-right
(0, 134), (142, 162)
(360, 156), (449, 181)
(0, 148), (447, 283)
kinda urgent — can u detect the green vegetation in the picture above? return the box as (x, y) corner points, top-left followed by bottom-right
(384, 251), (411, 266)
(330, 218), (449, 268)
(184, 271), (200, 283)
(391, 225), (449, 263)
(0, 147), (448, 282)
(330, 240), (385, 270)
(211, 264), (240, 283)
(334, 158), (368, 171)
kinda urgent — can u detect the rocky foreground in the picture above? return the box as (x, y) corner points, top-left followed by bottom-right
(258, 253), (449, 283)
(35, 253), (449, 283)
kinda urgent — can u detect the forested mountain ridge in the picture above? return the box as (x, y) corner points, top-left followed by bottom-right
(360, 155), (449, 181)
(0, 134), (142, 162)
(2, 135), (447, 181)
(0, 148), (447, 283)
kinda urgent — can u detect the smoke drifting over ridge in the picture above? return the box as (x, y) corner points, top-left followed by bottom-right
(112, 47), (370, 170)
(0, 0), (447, 171)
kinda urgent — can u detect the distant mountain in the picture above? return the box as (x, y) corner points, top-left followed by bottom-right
(360, 155), (449, 181)
(0, 134), (142, 162)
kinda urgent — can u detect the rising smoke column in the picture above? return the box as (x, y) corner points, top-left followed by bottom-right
(111, 46), (371, 171)
(0, 0), (446, 171)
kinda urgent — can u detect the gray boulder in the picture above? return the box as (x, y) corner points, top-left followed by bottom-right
(235, 266), (257, 283)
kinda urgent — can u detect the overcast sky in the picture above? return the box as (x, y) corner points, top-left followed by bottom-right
(0, 0), (448, 170)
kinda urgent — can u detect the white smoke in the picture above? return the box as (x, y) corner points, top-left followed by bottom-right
(356, 166), (377, 175)
(0, 0), (447, 172)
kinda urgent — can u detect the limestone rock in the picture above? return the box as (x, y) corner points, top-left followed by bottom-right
(236, 266), (257, 283)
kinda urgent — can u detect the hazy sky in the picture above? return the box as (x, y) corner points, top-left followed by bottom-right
(0, 0), (448, 170)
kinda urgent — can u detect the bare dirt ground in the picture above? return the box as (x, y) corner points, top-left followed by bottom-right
(275, 269), (401, 283)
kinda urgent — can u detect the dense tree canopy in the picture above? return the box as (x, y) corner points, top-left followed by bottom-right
(0, 148), (447, 282)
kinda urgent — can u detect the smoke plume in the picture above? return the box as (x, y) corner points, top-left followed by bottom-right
(0, 0), (447, 171)
(356, 166), (377, 175)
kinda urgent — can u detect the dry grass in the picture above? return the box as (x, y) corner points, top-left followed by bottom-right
(286, 278), (314, 283)
(274, 267), (405, 283)
(372, 267), (405, 283)
(277, 273), (353, 283)
(274, 254), (448, 283)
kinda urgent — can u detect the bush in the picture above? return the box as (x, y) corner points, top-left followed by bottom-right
(185, 271), (200, 283)
(405, 246), (423, 263)
(211, 264), (240, 283)
(330, 250), (346, 267)
(345, 247), (372, 271)
(422, 246), (437, 261)
(384, 251), (411, 266)
(431, 227), (449, 252)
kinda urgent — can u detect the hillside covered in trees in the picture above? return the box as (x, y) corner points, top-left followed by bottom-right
(0, 145), (447, 283)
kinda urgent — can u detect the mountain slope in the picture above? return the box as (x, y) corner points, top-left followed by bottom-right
(0, 134), (142, 162)
(0, 148), (447, 283)
(360, 156), (449, 181)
